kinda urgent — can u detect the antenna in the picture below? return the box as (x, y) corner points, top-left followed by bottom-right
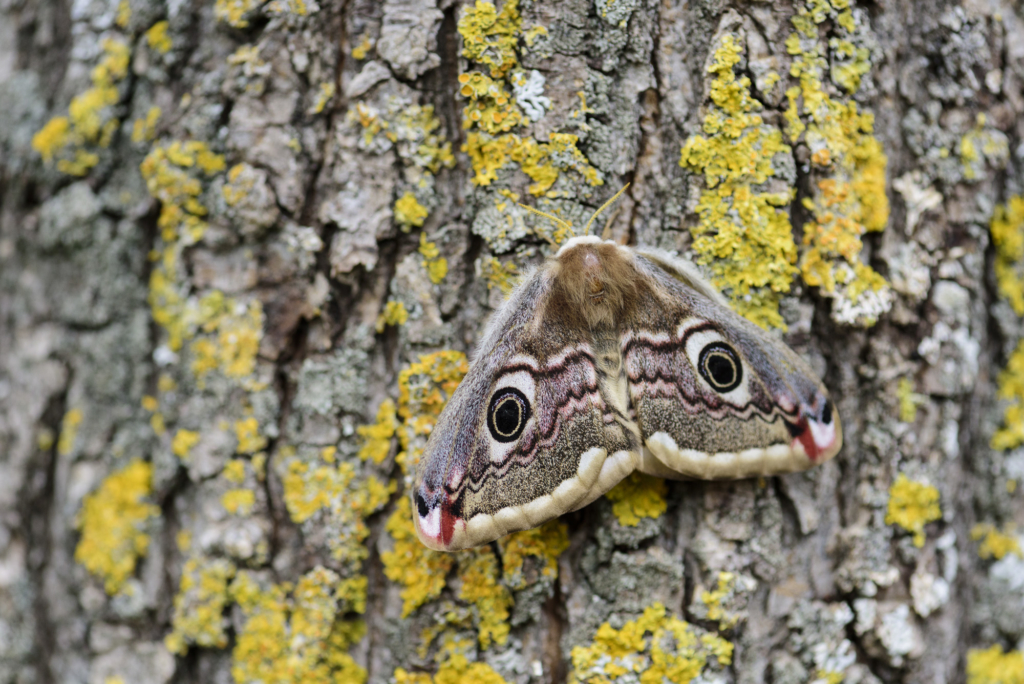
(582, 183), (630, 237)
(517, 183), (631, 244)
(516, 203), (572, 245)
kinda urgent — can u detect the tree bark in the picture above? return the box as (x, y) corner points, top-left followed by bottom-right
(2, 0), (1023, 683)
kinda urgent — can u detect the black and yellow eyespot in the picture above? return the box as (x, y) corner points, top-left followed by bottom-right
(487, 388), (530, 443)
(698, 342), (742, 393)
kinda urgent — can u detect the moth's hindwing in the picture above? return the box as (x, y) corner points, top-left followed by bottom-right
(625, 249), (842, 479)
(412, 237), (842, 551)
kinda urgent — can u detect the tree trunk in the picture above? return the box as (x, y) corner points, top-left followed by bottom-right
(2, 0), (1023, 682)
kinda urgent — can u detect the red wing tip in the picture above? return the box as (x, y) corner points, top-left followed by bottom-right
(790, 414), (842, 463)
(412, 491), (464, 551)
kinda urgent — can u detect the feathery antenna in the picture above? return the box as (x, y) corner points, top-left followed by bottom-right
(516, 204), (571, 245)
(517, 183), (631, 244)
(583, 183), (630, 237)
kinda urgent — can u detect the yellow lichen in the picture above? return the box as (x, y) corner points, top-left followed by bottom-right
(679, 34), (797, 330)
(265, 0), (314, 16)
(74, 459), (160, 594)
(142, 141), (224, 225)
(885, 474), (941, 548)
(224, 458), (247, 483)
(221, 162), (257, 207)
(31, 39), (130, 176)
(699, 572), (738, 629)
(524, 24), (548, 47)
(457, 548), (513, 648)
(36, 428), (54, 452)
(479, 256), (518, 294)
(459, 0), (520, 79)
(218, 302), (263, 376)
(172, 428), (201, 459)
(396, 650), (509, 684)
(897, 377), (925, 423)
(351, 33), (373, 60)
(785, 1), (891, 326)
(990, 196), (1024, 316)
(60, 105), (112, 154)
(234, 417), (267, 455)
(437, 653), (509, 684)
(463, 131), (512, 185)
(57, 407), (83, 456)
(967, 645), (1024, 684)
(356, 399), (398, 463)
(166, 557), (236, 654)
(395, 669), (434, 684)
(145, 21), (173, 54)
(131, 106), (162, 144)
(395, 351), (469, 475)
(58, 149), (102, 177)
(381, 497), (455, 616)
(214, 0), (257, 28)
(464, 131), (602, 196)
(604, 472), (667, 527)
(993, 340), (1024, 451)
(817, 671), (846, 684)
(500, 520), (569, 590)
(336, 575), (369, 615)
(961, 114), (1009, 182)
(396, 192), (429, 229)
(158, 373), (177, 393)
(282, 448), (394, 568)
(349, 102), (454, 218)
(142, 141), (246, 380)
(460, 74), (521, 136)
(830, 39), (871, 94)
(419, 233), (449, 284)
(150, 412), (167, 436)
(189, 297), (264, 384)
(569, 603), (733, 684)
(32, 117), (71, 163)
(990, 195), (1024, 452)
(971, 524), (1023, 561)
(222, 488), (256, 515)
(228, 567), (368, 684)
(312, 82), (336, 114)
(115, 0), (131, 27)
(457, 0), (602, 197)
(375, 301), (409, 334)
(512, 137), (561, 193)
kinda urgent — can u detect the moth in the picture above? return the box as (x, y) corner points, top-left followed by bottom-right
(412, 202), (842, 551)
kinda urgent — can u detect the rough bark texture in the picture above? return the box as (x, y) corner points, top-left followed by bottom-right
(2, 0), (1024, 683)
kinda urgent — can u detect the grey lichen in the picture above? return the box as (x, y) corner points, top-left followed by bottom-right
(293, 348), (371, 418)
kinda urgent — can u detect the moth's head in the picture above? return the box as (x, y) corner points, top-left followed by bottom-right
(551, 237), (640, 328)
